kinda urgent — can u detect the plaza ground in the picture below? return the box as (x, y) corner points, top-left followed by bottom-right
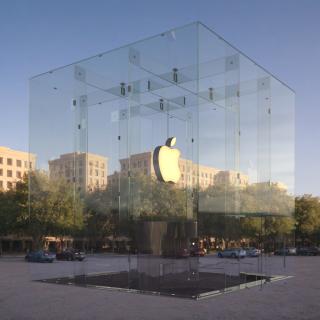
(0, 255), (319, 320)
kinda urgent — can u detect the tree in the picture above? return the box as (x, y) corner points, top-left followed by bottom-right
(0, 190), (20, 236)
(83, 187), (117, 249)
(295, 195), (320, 245)
(0, 188), (22, 253)
(198, 182), (295, 247)
(16, 171), (83, 249)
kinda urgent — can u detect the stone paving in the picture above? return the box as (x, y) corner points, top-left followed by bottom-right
(0, 255), (319, 320)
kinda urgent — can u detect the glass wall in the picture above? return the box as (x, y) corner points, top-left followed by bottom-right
(29, 22), (295, 298)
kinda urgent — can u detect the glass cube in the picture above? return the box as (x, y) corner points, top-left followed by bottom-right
(29, 22), (295, 299)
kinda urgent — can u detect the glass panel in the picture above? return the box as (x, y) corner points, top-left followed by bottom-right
(125, 23), (199, 295)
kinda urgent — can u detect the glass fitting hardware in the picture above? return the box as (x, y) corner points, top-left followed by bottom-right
(172, 68), (178, 83)
(120, 83), (126, 96)
(159, 99), (164, 111)
(209, 88), (214, 100)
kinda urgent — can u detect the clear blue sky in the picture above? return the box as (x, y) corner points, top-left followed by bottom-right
(0, 0), (319, 196)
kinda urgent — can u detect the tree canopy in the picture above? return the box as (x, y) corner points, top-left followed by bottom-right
(0, 171), (83, 248)
(1, 172), (320, 249)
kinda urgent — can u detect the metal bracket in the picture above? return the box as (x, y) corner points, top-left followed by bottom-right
(225, 54), (239, 71)
(159, 99), (164, 111)
(74, 65), (86, 81)
(79, 95), (87, 107)
(258, 77), (271, 90)
(209, 88), (214, 100)
(129, 48), (140, 66)
(120, 83), (126, 96)
(173, 68), (178, 83)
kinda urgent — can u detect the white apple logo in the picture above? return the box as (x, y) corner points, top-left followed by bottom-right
(153, 137), (181, 183)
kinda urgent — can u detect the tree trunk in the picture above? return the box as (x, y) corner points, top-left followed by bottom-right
(32, 235), (44, 250)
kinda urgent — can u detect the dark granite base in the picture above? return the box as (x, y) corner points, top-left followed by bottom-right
(37, 271), (272, 299)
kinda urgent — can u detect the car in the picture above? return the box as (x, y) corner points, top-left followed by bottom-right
(163, 248), (190, 258)
(243, 247), (261, 257)
(25, 250), (55, 263)
(56, 249), (86, 261)
(296, 247), (320, 256)
(274, 247), (297, 256)
(190, 247), (206, 257)
(217, 248), (246, 259)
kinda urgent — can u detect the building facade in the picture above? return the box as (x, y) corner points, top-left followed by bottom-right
(48, 152), (108, 192)
(0, 146), (36, 191)
(108, 151), (248, 189)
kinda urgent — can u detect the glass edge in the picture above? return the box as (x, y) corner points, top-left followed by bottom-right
(198, 22), (295, 94)
(29, 20), (295, 95)
(29, 21), (201, 80)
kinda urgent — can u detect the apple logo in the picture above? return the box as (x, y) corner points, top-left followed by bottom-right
(153, 137), (181, 183)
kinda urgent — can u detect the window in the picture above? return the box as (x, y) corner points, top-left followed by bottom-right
(101, 163), (104, 169)
(7, 158), (12, 166)
(0, 169), (2, 176)
(7, 181), (13, 189)
(16, 160), (22, 167)
(122, 163), (126, 170)
(144, 160), (147, 167)
(95, 169), (99, 176)
(16, 171), (22, 179)
(24, 161), (28, 168)
(101, 171), (104, 177)
(0, 181), (3, 189)
(7, 170), (12, 177)
(89, 169), (93, 176)
(0, 157), (3, 164)
(138, 160), (141, 168)
(95, 161), (99, 167)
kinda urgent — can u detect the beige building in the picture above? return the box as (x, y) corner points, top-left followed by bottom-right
(252, 181), (288, 191)
(214, 170), (249, 188)
(108, 151), (248, 189)
(0, 146), (36, 191)
(49, 152), (108, 192)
